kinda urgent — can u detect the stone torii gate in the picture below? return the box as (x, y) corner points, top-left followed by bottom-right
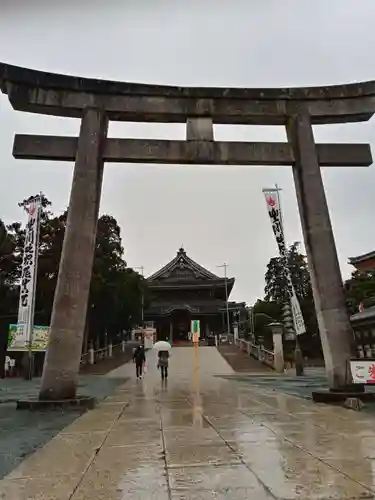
(0, 63), (373, 400)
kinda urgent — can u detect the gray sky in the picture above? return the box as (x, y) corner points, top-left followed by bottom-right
(1, 0), (375, 304)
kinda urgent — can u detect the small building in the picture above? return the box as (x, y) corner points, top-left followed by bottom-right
(348, 251), (375, 358)
(144, 248), (245, 343)
(348, 251), (375, 272)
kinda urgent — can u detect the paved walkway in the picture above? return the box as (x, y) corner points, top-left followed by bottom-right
(2, 347), (375, 499)
(0, 375), (127, 481)
(217, 343), (273, 373)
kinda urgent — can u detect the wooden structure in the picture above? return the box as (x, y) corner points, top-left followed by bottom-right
(145, 248), (244, 342)
(349, 251), (375, 358)
(349, 251), (375, 272)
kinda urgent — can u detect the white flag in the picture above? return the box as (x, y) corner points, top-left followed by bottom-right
(263, 189), (306, 336)
(290, 294), (306, 336)
(15, 197), (41, 349)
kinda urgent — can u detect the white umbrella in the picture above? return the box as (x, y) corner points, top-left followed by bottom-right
(153, 341), (171, 351)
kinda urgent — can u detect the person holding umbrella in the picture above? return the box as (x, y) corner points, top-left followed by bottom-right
(153, 340), (171, 380)
(158, 350), (170, 380)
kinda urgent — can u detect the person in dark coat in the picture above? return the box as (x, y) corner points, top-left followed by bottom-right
(134, 345), (146, 379)
(158, 350), (170, 380)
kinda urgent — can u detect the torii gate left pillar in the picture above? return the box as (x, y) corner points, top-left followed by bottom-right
(40, 108), (108, 399)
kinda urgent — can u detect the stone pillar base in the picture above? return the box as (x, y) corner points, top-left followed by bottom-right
(17, 396), (96, 411)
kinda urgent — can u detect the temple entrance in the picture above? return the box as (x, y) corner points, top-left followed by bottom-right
(156, 322), (170, 342)
(145, 248), (245, 345)
(171, 310), (191, 343)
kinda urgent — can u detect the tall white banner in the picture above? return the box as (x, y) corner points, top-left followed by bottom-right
(15, 197), (42, 349)
(263, 189), (306, 336)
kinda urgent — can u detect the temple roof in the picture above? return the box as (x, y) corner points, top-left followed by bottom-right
(349, 251), (375, 265)
(351, 305), (375, 322)
(147, 248), (234, 290)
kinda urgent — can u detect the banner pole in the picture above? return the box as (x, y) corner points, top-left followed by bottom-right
(29, 194), (42, 379)
(16, 194), (42, 380)
(275, 184), (285, 241)
(263, 186), (304, 376)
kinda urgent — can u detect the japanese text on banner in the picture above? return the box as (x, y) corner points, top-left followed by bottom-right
(15, 198), (41, 349)
(263, 189), (306, 336)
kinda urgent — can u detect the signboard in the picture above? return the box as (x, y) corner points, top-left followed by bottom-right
(8, 324), (49, 351)
(131, 328), (143, 341)
(350, 360), (375, 384)
(191, 320), (200, 343)
(16, 197), (42, 349)
(143, 327), (156, 349)
(263, 189), (306, 336)
(233, 324), (239, 343)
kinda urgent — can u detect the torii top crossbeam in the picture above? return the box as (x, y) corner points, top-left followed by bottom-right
(0, 63), (373, 167)
(1, 62), (375, 124)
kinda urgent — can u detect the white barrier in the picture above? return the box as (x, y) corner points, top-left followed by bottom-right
(235, 338), (276, 369)
(80, 343), (123, 366)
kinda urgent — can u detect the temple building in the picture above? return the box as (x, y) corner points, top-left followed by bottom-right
(145, 248), (245, 342)
(348, 251), (375, 272)
(348, 251), (375, 358)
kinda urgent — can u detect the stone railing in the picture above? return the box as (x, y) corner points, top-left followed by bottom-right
(235, 338), (276, 370)
(80, 342), (125, 366)
(3, 342), (128, 378)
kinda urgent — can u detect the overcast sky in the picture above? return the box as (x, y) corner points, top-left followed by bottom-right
(1, 0), (375, 304)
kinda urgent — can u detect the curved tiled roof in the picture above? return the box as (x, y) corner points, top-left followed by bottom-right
(351, 306), (375, 322)
(147, 248), (222, 281)
(349, 251), (375, 265)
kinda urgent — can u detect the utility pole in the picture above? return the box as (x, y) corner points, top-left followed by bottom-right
(134, 266), (144, 325)
(248, 306), (255, 339)
(217, 263), (231, 335)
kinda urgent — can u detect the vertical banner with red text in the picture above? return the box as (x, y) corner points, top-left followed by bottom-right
(263, 189), (306, 336)
(15, 197), (42, 349)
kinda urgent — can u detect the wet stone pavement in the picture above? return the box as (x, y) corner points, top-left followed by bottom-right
(2, 347), (375, 499)
(218, 368), (329, 399)
(0, 376), (127, 480)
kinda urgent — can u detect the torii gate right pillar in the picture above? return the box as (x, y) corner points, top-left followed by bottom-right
(287, 111), (352, 389)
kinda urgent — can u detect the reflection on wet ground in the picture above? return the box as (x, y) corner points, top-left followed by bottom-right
(0, 376), (127, 480)
(2, 346), (375, 499)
